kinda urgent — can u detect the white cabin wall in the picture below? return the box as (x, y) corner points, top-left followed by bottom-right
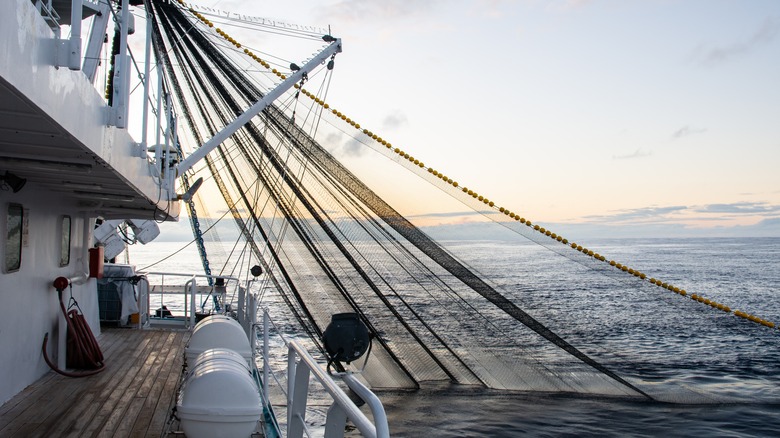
(0, 185), (99, 405)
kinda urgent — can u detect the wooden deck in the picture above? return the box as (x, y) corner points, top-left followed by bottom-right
(0, 327), (189, 438)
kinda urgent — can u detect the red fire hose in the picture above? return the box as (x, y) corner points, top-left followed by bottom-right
(41, 277), (105, 377)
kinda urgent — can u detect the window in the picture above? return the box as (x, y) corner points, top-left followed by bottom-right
(60, 215), (71, 267)
(5, 203), (23, 272)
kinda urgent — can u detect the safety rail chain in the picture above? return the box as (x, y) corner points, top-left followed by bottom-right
(259, 309), (390, 438)
(172, 0), (777, 330)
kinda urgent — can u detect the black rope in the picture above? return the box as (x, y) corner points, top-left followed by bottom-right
(150, 0), (653, 399)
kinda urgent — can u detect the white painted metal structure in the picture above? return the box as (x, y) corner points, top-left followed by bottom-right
(285, 338), (390, 438)
(0, 0), (179, 220)
(174, 39), (342, 177)
(0, 0), (180, 405)
(143, 272), (390, 437)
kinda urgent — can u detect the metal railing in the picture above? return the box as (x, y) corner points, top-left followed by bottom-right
(136, 270), (390, 436)
(259, 309), (390, 438)
(139, 271), (239, 329)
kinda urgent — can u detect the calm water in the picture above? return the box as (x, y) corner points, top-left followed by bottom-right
(381, 237), (780, 437)
(132, 238), (780, 437)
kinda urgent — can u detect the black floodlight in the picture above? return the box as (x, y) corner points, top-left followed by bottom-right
(323, 313), (370, 367)
(250, 265), (262, 277)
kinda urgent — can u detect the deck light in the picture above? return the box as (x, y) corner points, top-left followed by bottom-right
(323, 313), (370, 369)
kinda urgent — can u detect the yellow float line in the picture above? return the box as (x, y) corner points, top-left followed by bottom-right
(179, 1), (777, 331)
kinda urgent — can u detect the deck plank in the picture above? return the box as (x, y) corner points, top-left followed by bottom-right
(130, 331), (185, 438)
(102, 331), (179, 437)
(0, 327), (189, 438)
(95, 332), (168, 436)
(83, 331), (168, 437)
(31, 329), (137, 437)
(144, 352), (185, 438)
(42, 329), (141, 438)
(52, 328), (154, 437)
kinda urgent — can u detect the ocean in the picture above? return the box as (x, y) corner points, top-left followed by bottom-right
(130, 237), (780, 437)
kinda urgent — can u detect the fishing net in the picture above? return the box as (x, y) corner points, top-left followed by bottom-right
(144, 0), (778, 403)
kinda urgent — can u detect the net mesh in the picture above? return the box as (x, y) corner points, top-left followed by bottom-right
(144, 1), (778, 402)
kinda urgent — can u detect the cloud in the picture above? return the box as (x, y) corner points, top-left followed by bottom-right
(583, 206), (688, 224)
(580, 202), (780, 226)
(671, 125), (707, 140)
(319, 131), (367, 157)
(382, 111), (409, 130)
(314, 0), (441, 23)
(693, 202), (780, 215)
(691, 17), (780, 66)
(341, 137), (367, 157)
(323, 132), (343, 149)
(612, 148), (651, 160)
(756, 217), (780, 227)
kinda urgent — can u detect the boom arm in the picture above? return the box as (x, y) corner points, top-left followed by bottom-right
(174, 38), (342, 177)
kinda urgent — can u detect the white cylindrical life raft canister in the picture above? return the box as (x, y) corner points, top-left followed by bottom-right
(177, 348), (262, 438)
(184, 315), (252, 366)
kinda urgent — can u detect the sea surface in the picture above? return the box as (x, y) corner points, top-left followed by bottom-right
(130, 237), (780, 437)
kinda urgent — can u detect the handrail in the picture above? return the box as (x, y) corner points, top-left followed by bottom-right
(140, 271), (240, 329)
(260, 308), (389, 437)
(342, 374), (389, 438)
(285, 341), (389, 438)
(142, 271), (240, 284)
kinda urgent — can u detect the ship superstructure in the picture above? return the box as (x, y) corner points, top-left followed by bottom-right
(0, 0), (179, 404)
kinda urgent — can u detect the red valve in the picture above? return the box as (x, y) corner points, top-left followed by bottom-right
(53, 276), (69, 292)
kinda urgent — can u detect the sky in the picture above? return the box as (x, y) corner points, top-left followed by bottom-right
(164, 0), (780, 238)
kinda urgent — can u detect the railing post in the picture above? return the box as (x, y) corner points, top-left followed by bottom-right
(67, 0), (82, 70)
(237, 286), (245, 326)
(343, 374), (389, 438)
(247, 292), (256, 338)
(160, 274), (165, 319)
(137, 276), (149, 329)
(324, 404), (348, 438)
(189, 276), (197, 328)
(287, 349), (311, 438)
(110, 0), (131, 128)
(286, 346), (296, 435)
(154, 75), (163, 172)
(263, 309), (270, 403)
(138, 5), (152, 156)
